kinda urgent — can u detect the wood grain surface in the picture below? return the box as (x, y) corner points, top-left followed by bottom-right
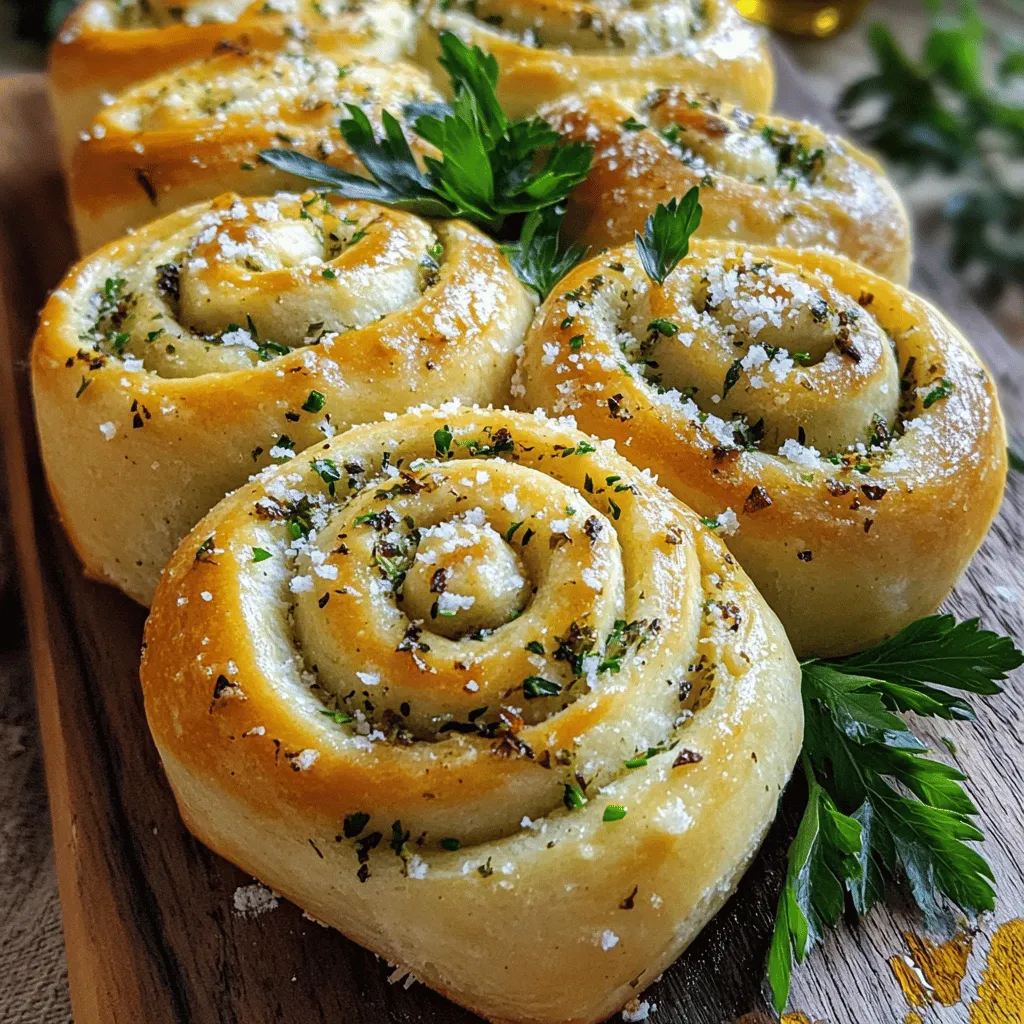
(1, 59), (1022, 1024)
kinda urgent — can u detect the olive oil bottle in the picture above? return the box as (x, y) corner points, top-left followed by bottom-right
(734, 0), (869, 37)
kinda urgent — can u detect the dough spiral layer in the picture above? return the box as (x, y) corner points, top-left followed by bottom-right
(141, 406), (802, 1024)
(49, 0), (417, 163)
(32, 193), (534, 606)
(414, 0), (773, 119)
(69, 50), (443, 253)
(545, 88), (912, 284)
(514, 242), (1006, 657)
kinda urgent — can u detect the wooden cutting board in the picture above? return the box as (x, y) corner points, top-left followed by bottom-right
(1, 53), (1023, 1024)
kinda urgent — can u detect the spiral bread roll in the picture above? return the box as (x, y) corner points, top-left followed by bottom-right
(140, 405), (802, 1024)
(414, 0), (773, 120)
(32, 193), (535, 606)
(515, 242), (1007, 658)
(544, 88), (912, 284)
(68, 50), (443, 253)
(49, 0), (417, 164)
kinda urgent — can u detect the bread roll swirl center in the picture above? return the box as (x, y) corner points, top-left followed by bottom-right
(627, 256), (901, 452)
(293, 458), (626, 740)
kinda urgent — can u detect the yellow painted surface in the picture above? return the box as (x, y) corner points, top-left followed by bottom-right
(970, 919), (1024, 1023)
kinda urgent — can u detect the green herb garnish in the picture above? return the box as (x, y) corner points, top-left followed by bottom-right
(523, 676), (561, 698)
(923, 377), (954, 408)
(634, 187), (703, 286)
(434, 425), (453, 458)
(563, 780), (587, 810)
(302, 390), (327, 413)
(259, 31), (592, 299)
(502, 206), (590, 300)
(767, 614), (1023, 1013)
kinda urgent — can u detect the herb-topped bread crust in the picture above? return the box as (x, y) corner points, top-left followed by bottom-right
(32, 193), (535, 605)
(514, 240), (1007, 656)
(140, 405), (803, 1024)
(48, 0), (418, 166)
(415, 0), (773, 119)
(544, 87), (912, 284)
(68, 50), (443, 254)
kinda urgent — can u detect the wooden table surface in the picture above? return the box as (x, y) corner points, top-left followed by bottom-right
(1, 38), (1023, 1024)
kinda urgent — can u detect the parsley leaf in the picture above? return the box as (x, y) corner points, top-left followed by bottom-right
(502, 206), (589, 299)
(767, 614), (1022, 1014)
(634, 187), (703, 285)
(260, 109), (453, 219)
(259, 31), (592, 241)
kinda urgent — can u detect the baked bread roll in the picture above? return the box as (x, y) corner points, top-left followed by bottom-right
(49, 0), (417, 165)
(140, 405), (803, 1024)
(68, 50), (442, 253)
(414, 0), (773, 120)
(544, 88), (912, 284)
(514, 242), (1007, 657)
(32, 193), (535, 606)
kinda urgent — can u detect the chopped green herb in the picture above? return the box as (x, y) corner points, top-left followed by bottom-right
(313, 457), (342, 496)
(302, 390), (327, 413)
(923, 378), (953, 408)
(320, 708), (354, 724)
(603, 804), (627, 822)
(434, 425), (453, 458)
(343, 811), (370, 838)
(523, 676), (561, 698)
(563, 780), (587, 810)
(648, 318), (679, 337)
(722, 358), (744, 398)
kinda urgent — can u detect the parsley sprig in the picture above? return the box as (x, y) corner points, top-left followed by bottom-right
(634, 187), (703, 285)
(502, 206), (589, 300)
(768, 614), (1023, 1013)
(259, 31), (592, 297)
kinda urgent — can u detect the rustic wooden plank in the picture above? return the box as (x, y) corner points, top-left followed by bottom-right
(0, 64), (1021, 1024)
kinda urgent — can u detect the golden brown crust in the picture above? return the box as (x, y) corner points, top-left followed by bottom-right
(48, 0), (417, 164)
(514, 241), (1007, 656)
(141, 405), (802, 1024)
(414, 0), (773, 119)
(544, 89), (913, 284)
(31, 193), (535, 605)
(68, 50), (443, 253)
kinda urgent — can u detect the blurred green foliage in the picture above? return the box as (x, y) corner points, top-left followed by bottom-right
(839, 0), (1024, 300)
(5, 0), (77, 43)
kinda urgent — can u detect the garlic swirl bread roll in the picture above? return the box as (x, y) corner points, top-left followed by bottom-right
(544, 88), (912, 284)
(515, 243), (1006, 657)
(140, 406), (802, 1024)
(415, 0), (773, 120)
(49, 0), (416, 163)
(69, 51), (443, 253)
(32, 194), (534, 606)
